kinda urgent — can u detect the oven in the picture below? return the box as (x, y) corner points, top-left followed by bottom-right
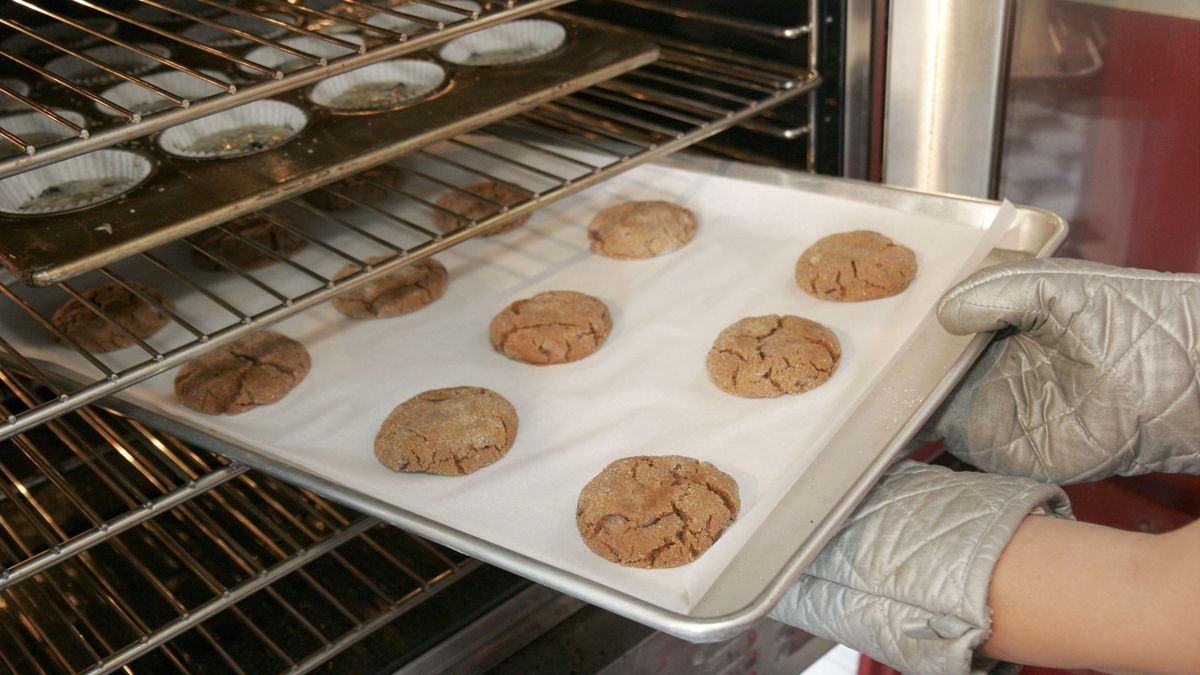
(0, 0), (1195, 673)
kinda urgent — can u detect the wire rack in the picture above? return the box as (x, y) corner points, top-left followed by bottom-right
(0, 28), (820, 442)
(0, 369), (492, 674)
(0, 0), (573, 176)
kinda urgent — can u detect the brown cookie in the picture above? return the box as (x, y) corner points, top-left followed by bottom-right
(174, 330), (311, 415)
(193, 212), (308, 271)
(50, 281), (172, 353)
(489, 290), (611, 365)
(706, 314), (840, 398)
(304, 164), (406, 211)
(576, 455), (740, 569)
(795, 230), (917, 301)
(433, 181), (530, 236)
(374, 386), (518, 476)
(587, 200), (698, 259)
(331, 256), (449, 319)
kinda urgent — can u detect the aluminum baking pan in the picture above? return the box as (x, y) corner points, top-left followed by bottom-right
(106, 161), (1067, 643)
(0, 20), (657, 287)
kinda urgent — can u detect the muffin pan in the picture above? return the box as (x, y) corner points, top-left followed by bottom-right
(438, 19), (567, 66)
(157, 99), (309, 159)
(0, 149), (155, 215)
(0, 20), (657, 286)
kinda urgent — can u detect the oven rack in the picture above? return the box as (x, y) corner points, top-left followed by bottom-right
(0, 0), (572, 177)
(0, 371), (497, 673)
(0, 40), (821, 442)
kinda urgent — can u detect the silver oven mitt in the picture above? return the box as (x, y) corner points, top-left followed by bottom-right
(769, 460), (1071, 675)
(927, 258), (1200, 484)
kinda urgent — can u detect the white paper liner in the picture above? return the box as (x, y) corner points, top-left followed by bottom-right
(0, 109), (86, 153)
(438, 19), (566, 66)
(46, 43), (172, 88)
(0, 79), (32, 113)
(1, 17), (118, 55)
(180, 13), (296, 47)
(366, 0), (480, 34)
(97, 69), (227, 118)
(308, 59), (446, 111)
(239, 34), (364, 75)
(0, 149), (1018, 613)
(0, 149), (153, 215)
(128, 0), (221, 24)
(157, 99), (308, 159)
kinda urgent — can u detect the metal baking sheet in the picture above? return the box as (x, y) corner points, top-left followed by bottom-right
(0, 20), (657, 287)
(4, 160), (1066, 642)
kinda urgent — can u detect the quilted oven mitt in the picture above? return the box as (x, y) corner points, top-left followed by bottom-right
(928, 258), (1200, 483)
(769, 460), (1071, 675)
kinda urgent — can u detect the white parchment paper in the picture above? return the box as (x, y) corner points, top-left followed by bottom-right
(1, 163), (1012, 613)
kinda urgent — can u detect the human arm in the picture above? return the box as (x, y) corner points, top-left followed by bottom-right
(770, 464), (1200, 675)
(982, 514), (1200, 674)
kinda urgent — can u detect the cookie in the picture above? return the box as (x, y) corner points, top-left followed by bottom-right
(331, 256), (449, 319)
(587, 200), (698, 259)
(50, 281), (172, 353)
(174, 330), (311, 415)
(706, 314), (840, 398)
(304, 164), (406, 211)
(193, 212), (307, 271)
(433, 181), (530, 236)
(795, 230), (917, 301)
(489, 290), (611, 365)
(374, 386), (518, 476)
(576, 455), (740, 569)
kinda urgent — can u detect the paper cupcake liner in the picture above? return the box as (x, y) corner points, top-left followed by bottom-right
(97, 69), (227, 118)
(366, 0), (480, 34)
(181, 13), (296, 48)
(1, 17), (118, 56)
(46, 43), (172, 88)
(0, 79), (32, 113)
(157, 99), (308, 159)
(128, 0), (222, 24)
(438, 19), (566, 67)
(0, 109), (86, 154)
(308, 59), (446, 111)
(239, 34), (364, 75)
(0, 149), (154, 215)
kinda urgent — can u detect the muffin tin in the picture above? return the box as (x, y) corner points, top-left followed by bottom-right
(0, 20), (658, 286)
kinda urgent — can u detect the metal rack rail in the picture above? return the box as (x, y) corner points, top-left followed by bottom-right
(0, 370), (486, 673)
(0, 0), (572, 176)
(0, 37), (820, 442)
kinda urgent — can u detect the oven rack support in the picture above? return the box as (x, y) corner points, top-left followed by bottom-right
(0, 39), (821, 442)
(0, 0), (573, 177)
(0, 374), (491, 673)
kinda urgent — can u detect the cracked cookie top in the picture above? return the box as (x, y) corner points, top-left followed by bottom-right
(576, 455), (740, 569)
(794, 230), (916, 301)
(489, 290), (612, 365)
(174, 330), (311, 415)
(193, 212), (308, 271)
(706, 314), (840, 398)
(433, 181), (530, 236)
(51, 281), (172, 353)
(330, 256), (448, 319)
(373, 386), (518, 476)
(587, 200), (698, 260)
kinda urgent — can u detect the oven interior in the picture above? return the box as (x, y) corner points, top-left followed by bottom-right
(0, 0), (843, 671)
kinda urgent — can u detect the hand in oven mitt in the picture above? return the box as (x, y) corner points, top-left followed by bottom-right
(926, 258), (1200, 483)
(770, 460), (1071, 675)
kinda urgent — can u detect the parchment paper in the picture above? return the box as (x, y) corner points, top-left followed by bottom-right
(0, 162), (1013, 613)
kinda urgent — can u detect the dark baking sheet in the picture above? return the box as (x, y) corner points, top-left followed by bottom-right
(0, 21), (657, 287)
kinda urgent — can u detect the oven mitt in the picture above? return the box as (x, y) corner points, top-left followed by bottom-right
(925, 258), (1200, 484)
(769, 460), (1071, 675)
